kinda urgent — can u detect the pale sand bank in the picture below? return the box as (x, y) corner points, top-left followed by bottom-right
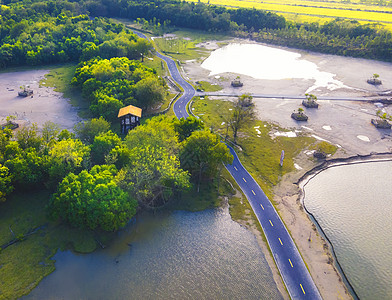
(0, 70), (80, 130)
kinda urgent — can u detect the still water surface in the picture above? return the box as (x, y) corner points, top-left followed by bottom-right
(201, 43), (347, 93)
(303, 161), (392, 300)
(26, 207), (283, 299)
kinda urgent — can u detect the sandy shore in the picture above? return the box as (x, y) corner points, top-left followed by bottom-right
(0, 70), (80, 131)
(183, 39), (392, 299)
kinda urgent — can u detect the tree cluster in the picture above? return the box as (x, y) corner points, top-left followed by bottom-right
(0, 116), (232, 231)
(71, 57), (166, 121)
(1, 0), (391, 69)
(0, 4), (152, 68)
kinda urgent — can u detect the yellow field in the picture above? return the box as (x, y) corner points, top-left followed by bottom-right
(187, 0), (392, 29)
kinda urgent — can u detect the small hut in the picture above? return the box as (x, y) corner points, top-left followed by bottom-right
(118, 105), (142, 134)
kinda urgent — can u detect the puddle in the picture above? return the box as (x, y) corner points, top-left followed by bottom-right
(357, 135), (370, 142)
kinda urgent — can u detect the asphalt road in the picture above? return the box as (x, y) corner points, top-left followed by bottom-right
(134, 30), (322, 299)
(225, 147), (322, 299)
(134, 31), (194, 119)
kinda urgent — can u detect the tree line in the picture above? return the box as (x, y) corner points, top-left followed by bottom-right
(84, 0), (391, 61)
(71, 56), (166, 120)
(1, 0), (391, 66)
(244, 18), (392, 61)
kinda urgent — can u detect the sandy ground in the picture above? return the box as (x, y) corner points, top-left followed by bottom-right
(182, 39), (392, 300)
(0, 70), (80, 131)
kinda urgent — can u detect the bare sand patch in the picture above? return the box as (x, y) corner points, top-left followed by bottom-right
(0, 69), (81, 131)
(195, 40), (222, 50)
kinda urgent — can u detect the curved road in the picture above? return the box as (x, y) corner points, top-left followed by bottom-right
(135, 30), (322, 299)
(134, 31), (194, 119)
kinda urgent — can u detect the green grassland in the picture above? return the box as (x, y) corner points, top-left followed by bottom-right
(195, 81), (223, 92)
(0, 191), (102, 300)
(128, 25), (229, 63)
(191, 97), (315, 199)
(187, 0), (392, 31)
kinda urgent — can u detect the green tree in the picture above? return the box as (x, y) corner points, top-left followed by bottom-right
(106, 145), (132, 169)
(125, 116), (179, 155)
(0, 128), (12, 161)
(123, 116), (190, 207)
(0, 164), (13, 202)
(90, 94), (123, 121)
(48, 138), (90, 186)
(15, 123), (42, 150)
(173, 116), (204, 142)
(91, 131), (122, 165)
(81, 41), (99, 61)
(48, 165), (137, 231)
(58, 129), (75, 141)
(74, 117), (110, 144)
(180, 130), (233, 192)
(134, 77), (166, 109)
(229, 94), (255, 142)
(4, 147), (48, 190)
(125, 145), (190, 208)
(41, 121), (60, 148)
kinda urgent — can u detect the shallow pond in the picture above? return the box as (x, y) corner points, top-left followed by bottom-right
(303, 161), (392, 300)
(201, 43), (347, 93)
(25, 207), (283, 299)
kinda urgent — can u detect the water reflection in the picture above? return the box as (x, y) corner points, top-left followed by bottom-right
(26, 207), (283, 299)
(303, 161), (392, 300)
(201, 43), (348, 93)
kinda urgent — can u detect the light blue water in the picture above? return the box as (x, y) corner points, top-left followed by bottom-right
(25, 207), (283, 299)
(303, 161), (392, 300)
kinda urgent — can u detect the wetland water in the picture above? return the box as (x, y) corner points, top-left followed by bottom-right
(201, 43), (348, 93)
(303, 161), (392, 300)
(25, 207), (283, 299)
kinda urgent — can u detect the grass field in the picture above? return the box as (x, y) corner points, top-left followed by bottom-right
(187, 0), (392, 30)
(0, 191), (103, 299)
(191, 97), (316, 199)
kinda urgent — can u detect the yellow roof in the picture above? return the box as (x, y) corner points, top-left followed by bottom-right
(118, 105), (142, 118)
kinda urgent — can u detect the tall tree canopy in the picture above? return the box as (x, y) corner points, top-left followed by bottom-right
(0, 164), (13, 202)
(72, 57), (166, 121)
(229, 94), (255, 142)
(48, 164), (137, 231)
(48, 138), (90, 185)
(180, 130), (233, 191)
(123, 116), (190, 207)
(173, 116), (205, 142)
